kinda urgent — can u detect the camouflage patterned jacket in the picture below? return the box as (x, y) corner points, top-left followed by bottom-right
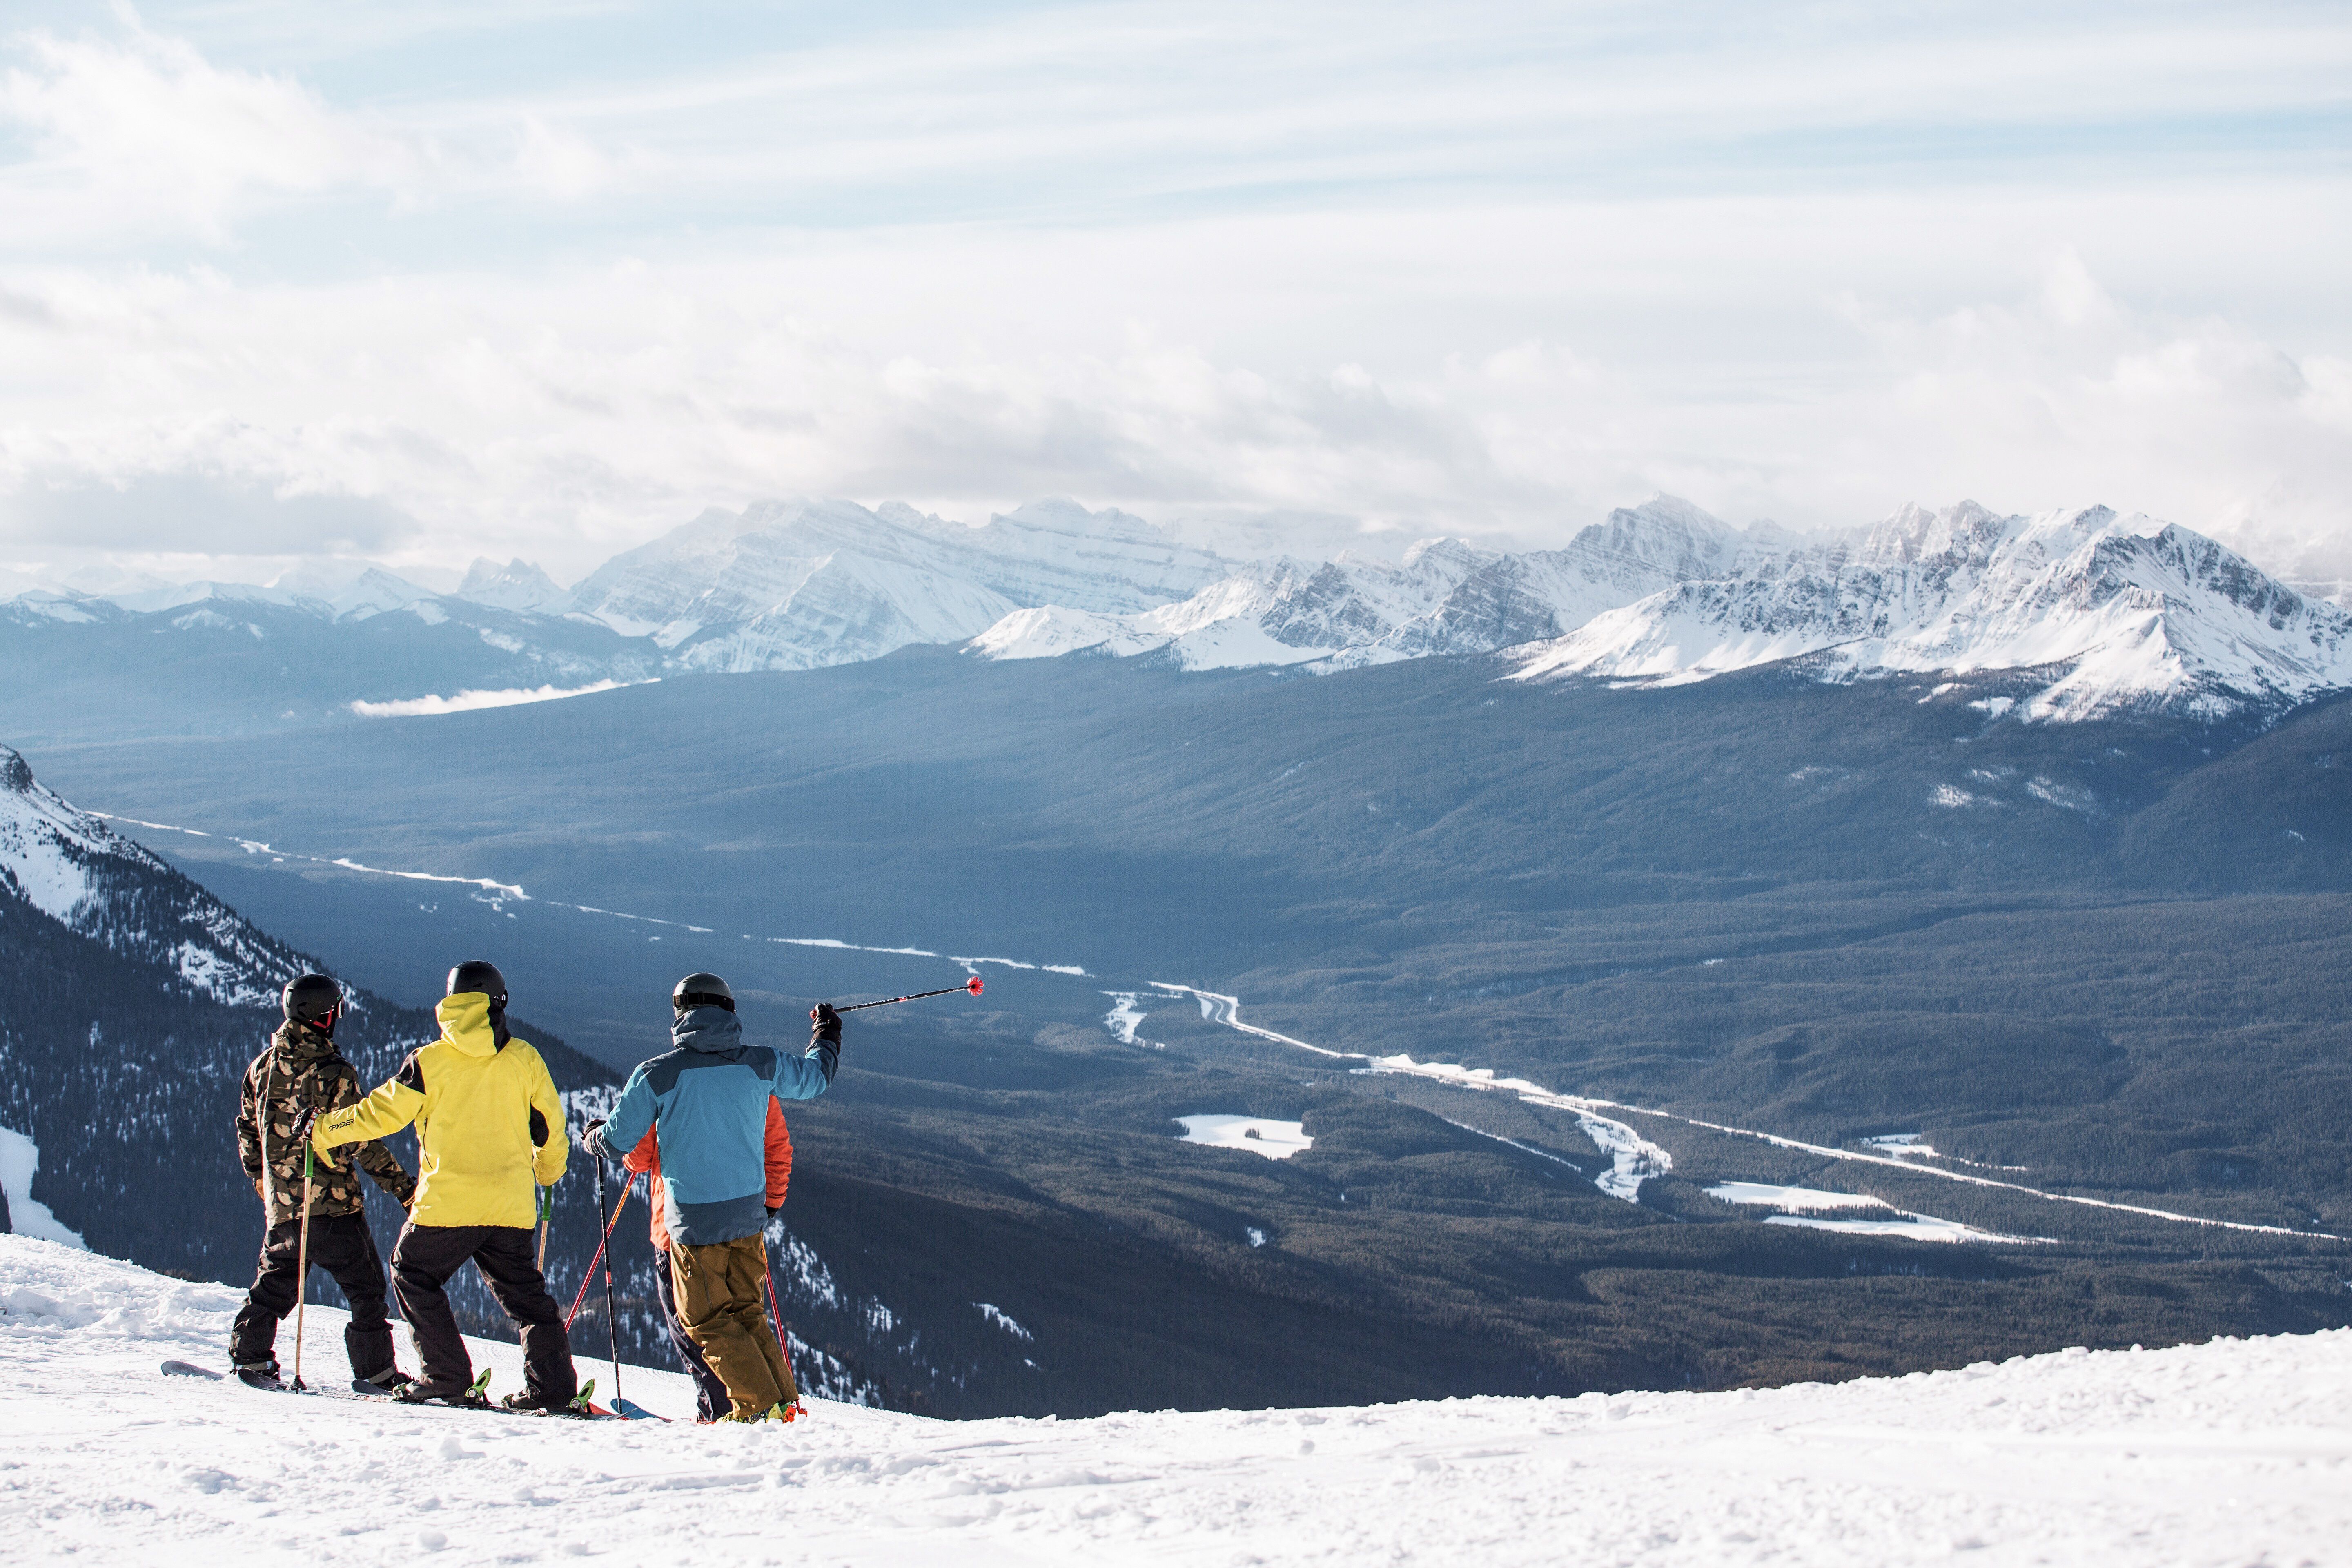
(237, 1020), (415, 1227)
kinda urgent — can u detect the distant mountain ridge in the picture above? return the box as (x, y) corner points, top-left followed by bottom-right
(966, 497), (1799, 671)
(4, 493), (2346, 729)
(1511, 503), (2352, 721)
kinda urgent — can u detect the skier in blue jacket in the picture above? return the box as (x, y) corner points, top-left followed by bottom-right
(582, 973), (838, 1421)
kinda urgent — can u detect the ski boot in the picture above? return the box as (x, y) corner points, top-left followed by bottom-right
(353, 1367), (416, 1398)
(232, 1359), (283, 1390)
(501, 1376), (599, 1418)
(397, 1367), (493, 1408)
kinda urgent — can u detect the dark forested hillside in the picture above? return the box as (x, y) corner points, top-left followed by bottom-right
(16, 650), (2352, 1417)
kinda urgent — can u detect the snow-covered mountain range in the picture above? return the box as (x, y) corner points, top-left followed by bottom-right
(967, 496), (1795, 671)
(1510, 503), (2352, 722)
(564, 497), (1229, 671)
(8, 492), (2348, 725)
(0, 745), (316, 1009)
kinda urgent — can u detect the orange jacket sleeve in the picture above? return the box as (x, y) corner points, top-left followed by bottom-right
(766, 1100), (793, 1209)
(624, 1126), (669, 1251)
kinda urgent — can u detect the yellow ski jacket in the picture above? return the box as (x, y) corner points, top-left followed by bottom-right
(312, 992), (568, 1230)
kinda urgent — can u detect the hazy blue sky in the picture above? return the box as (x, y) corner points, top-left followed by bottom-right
(2, 1), (2346, 584)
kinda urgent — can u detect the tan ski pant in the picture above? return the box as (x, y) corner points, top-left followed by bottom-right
(670, 1234), (797, 1418)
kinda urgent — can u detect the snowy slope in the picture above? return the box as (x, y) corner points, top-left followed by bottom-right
(967, 497), (1788, 673)
(564, 497), (1232, 672)
(1514, 503), (2352, 721)
(0, 746), (317, 1008)
(7, 1234), (2350, 1567)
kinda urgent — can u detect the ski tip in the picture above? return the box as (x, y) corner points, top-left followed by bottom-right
(612, 1397), (671, 1422)
(160, 1359), (223, 1380)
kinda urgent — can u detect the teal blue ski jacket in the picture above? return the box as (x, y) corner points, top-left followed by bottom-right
(584, 1007), (836, 1247)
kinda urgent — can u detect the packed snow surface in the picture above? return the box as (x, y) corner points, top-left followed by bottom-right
(1174, 1114), (1313, 1159)
(6, 1238), (2350, 1566)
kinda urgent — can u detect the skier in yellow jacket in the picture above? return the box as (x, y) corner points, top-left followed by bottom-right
(312, 960), (583, 1411)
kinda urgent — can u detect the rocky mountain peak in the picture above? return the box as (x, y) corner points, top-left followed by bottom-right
(456, 557), (566, 613)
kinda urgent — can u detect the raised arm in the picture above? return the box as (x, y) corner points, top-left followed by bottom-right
(334, 1062), (416, 1206)
(580, 1063), (657, 1165)
(314, 1051), (427, 1155)
(772, 1005), (841, 1102)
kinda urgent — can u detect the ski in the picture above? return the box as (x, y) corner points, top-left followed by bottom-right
(162, 1360), (370, 1400)
(612, 1397), (669, 1422)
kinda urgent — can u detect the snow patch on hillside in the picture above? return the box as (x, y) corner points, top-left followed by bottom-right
(0, 1129), (85, 1248)
(1706, 1181), (1885, 1212)
(1707, 1182), (2046, 1244)
(348, 680), (635, 717)
(1176, 1114), (1313, 1160)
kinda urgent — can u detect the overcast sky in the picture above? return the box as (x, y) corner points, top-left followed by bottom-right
(1, 0), (2346, 588)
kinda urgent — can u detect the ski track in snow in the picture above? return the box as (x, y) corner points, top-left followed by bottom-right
(6, 1236), (2351, 1568)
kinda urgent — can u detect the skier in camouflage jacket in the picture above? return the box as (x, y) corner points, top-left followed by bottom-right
(229, 973), (417, 1387)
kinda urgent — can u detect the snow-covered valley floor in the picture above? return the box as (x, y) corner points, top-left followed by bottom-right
(3, 1236), (2348, 1568)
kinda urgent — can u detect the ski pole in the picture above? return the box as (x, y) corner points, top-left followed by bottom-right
(535, 1185), (552, 1271)
(564, 1176), (632, 1330)
(597, 1153), (622, 1411)
(291, 1140), (316, 1393)
(762, 1246), (797, 1413)
(834, 976), (984, 1013)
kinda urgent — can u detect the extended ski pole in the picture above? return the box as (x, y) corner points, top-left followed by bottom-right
(291, 1141), (316, 1393)
(597, 1153), (622, 1411)
(565, 1175), (633, 1330)
(834, 976), (984, 1013)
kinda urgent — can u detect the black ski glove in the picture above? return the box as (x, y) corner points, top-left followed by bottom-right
(580, 1117), (612, 1163)
(807, 1003), (843, 1084)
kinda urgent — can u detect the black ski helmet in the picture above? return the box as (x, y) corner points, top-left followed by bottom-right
(673, 973), (734, 1013)
(447, 960), (508, 1002)
(283, 972), (341, 1030)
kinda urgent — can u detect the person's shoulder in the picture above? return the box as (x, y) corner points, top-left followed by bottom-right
(628, 1045), (688, 1080)
(505, 1037), (556, 1074)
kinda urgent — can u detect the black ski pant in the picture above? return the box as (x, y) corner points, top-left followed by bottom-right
(654, 1245), (732, 1423)
(229, 1212), (396, 1381)
(390, 1222), (577, 1402)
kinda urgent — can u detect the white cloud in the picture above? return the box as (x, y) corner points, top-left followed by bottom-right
(0, 22), (416, 242)
(0, 7), (2345, 582)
